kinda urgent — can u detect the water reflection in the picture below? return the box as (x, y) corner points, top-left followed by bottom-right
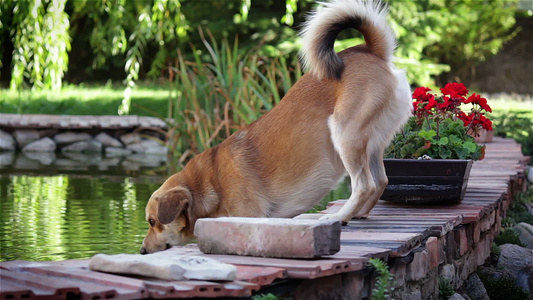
(0, 152), (167, 262)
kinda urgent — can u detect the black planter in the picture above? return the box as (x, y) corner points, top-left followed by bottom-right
(381, 159), (473, 204)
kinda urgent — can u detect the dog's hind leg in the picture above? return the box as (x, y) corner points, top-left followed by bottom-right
(356, 149), (388, 217)
(320, 118), (378, 224)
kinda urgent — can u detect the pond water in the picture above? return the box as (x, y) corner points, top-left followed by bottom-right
(0, 152), (167, 262)
(0, 152), (350, 262)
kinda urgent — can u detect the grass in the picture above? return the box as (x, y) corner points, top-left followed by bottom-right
(0, 82), (171, 117)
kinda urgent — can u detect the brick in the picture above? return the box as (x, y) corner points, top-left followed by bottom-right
(195, 217), (341, 258)
(425, 237), (439, 270)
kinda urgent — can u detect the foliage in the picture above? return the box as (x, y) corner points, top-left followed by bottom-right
(369, 258), (394, 300)
(438, 277), (455, 300)
(252, 293), (289, 300)
(2, 0), (71, 90)
(494, 228), (526, 247)
(153, 29), (301, 168)
(385, 83), (492, 160)
(502, 188), (533, 228)
(479, 271), (531, 300)
(0, 0), (519, 107)
(491, 110), (533, 157)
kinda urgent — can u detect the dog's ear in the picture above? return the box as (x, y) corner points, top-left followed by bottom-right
(157, 187), (192, 225)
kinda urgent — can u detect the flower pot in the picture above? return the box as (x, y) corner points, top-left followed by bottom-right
(381, 159), (473, 204)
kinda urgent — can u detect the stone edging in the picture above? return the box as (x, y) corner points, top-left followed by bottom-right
(0, 113), (168, 156)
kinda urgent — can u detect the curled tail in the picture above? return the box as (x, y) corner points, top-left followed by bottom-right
(300, 0), (396, 80)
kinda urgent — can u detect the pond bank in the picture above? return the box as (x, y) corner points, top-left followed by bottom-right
(0, 113), (169, 156)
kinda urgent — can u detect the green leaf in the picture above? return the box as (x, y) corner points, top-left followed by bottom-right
(419, 129), (437, 141)
(438, 148), (452, 159)
(437, 136), (449, 146)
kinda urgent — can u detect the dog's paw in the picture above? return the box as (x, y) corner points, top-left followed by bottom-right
(319, 213), (349, 226)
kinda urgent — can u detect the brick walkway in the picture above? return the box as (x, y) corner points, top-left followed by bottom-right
(0, 137), (529, 299)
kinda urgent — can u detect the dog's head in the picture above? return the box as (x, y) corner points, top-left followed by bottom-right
(140, 183), (195, 254)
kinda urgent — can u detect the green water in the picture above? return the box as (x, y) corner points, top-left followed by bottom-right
(0, 174), (164, 262)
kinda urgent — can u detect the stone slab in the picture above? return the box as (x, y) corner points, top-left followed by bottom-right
(195, 217), (341, 258)
(89, 253), (236, 281)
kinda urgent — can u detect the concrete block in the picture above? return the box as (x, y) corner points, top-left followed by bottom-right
(195, 217), (341, 258)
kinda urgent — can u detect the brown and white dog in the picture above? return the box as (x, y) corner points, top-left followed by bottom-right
(141, 0), (412, 254)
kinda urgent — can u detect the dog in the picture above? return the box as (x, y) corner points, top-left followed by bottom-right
(140, 0), (412, 254)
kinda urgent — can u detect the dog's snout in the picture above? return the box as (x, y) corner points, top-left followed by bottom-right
(140, 247), (148, 255)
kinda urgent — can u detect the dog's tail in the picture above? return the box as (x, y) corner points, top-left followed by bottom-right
(300, 0), (395, 80)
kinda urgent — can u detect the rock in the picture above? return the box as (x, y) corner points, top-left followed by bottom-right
(23, 151), (56, 165)
(195, 217), (341, 258)
(61, 139), (102, 153)
(14, 154), (40, 169)
(54, 131), (91, 144)
(0, 152), (15, 165)
(95, 132), (123, 148)
(497, 244), (533, 278)
(513, 222), (533, 249)
(516, 265), (533, 294)
(449, 294), (466, 300)
(13, 129), (40, 147)
(106, 147), (133, 157)
(120, 132), (141, 145)
(464, 273), (489, 300)
(89, 253), (236, 281)
(0, 129), (16, 151)
(22, 137), (56, 152)
(440, 264), (456, 286)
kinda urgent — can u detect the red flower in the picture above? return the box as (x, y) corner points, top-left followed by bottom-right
(412, 87), (432, 101)
(440, 83), (468, 99)
(479, 115), (493, 131)
(465, 93), (492, 113)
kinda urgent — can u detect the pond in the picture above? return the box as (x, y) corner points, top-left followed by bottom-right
(0, 151), (350, 262)
(0, 152), (168, 262)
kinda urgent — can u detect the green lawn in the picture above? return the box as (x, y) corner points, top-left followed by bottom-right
(0, 83), (172, 117)
(1, 83), (531, 118)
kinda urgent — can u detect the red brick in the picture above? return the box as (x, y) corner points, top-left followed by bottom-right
(195, 217), (341, 258)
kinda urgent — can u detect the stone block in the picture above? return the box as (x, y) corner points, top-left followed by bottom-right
(22, 137), (56, 152)
(120, 132), (141, 145)
(390, 259), (407, 287)
(62, 139), (102, 153)
(195, 217), (341, 258)
(454, 227), (468, 257)
(95, 132), (123, 148)
(54, 131), (91, 144)
(439, 264), (456, 287)
(296, 272), (364, 300)
(13, 129), (40, 147)
(473, 221), (481, 244)
(406, 249), (429, 282)
(0, 129), (16, 151)
(425, 237), (439, 270)
(89, 253), (236, 281)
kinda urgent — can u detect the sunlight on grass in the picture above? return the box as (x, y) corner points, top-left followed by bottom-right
(0, 83), (171, 116)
